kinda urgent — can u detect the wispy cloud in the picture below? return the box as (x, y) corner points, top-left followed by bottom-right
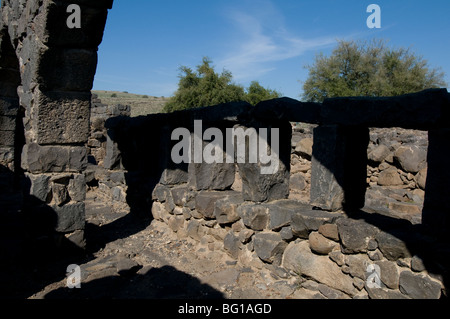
(216, 2), (340, 81)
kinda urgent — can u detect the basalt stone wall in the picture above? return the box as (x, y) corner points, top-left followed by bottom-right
(0, 0), (113, 251)
(105, 88), (449, 299)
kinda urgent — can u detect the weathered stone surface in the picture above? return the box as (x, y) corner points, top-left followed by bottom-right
(195, 190), (238, 219)
(394, 145), (427, 174)
(318, 284), (351, 299)
(170, 185), (188, 206)
(291, 209), (341, 239)
(366, 287), (409, 299)
(252, 98), (321, 124)
(318, 223), (339, 241)
(25, 173), (50, 202)
(52, 202), (85, 233)
(237, 122), (291, 202)
(265, 200), (300, 231)
(214, 193), (244, 225)
(310, 125), (369, 211)
(399, 270), (441, 299)
(189, 161), (235, 191)
(22, 143), (88, 173)
(151, 201), (169, 222)
(295, 138), (313, 159)
(280, 227), (294, 242)
(337, 218), (379, 254)
(253, 231), (287, 265)
(223, 231), (241, 259)
(343, 254), (372, 280)
(186, 219), (201, 240)
(411, 255), (426, 272)
(368, 144), (391, 165)
(321, 88), (450, 129)
(160, 168), (189, 186)
(52, 182), (70, 206)
(35, 2), (111, 48)
(33, 90), (91, 144)
(375, 231), (411, 261)
(68, 174), (86, 202)
(308, 232), (338, 255)
(415, 167), (427, 190)
(377, 167), (403, 186)
(289, 173), (306, 192)
(237, 203), (269, 231)
(375, 260), (399, 289)
(282, 241), (356, 295)
(38, 48), (98, 92)
(168, 215), (185, 233)
(151, 184), (171, 202)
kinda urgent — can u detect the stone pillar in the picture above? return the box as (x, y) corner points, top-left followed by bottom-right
(236, 120), (291, 202)
(422, 128), (450, 238)
(0, 0), (113, 250)
(310, 125), (369, 212)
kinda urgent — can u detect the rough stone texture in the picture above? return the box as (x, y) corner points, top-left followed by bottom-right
(377, 167), (403, 186)
(399, 270), (442, 299)
(32, 90), (91, 145)
(295, 138), (313, 159)
(375, 231), (412, 261)
(214, 193), (244, 225)
(321, 88), (450, 129)
(237, 121), (291, 202)
(318, 223), (339, 241)
(308, 232), (338, 255)
(195, 190), (239, 220)
(375, 260), (399, 289)
(21, 143), (88, 173)
(189, 161), (235, 191)
(253, 231), (287, 265)
(52, 202), (85, 233)
(368, 144), (391, 165)
(282, 241), (356, 295)
(237, 203), (269, 231)
(291, 209), (341, 239)
(310, 125), (369, 211)
(337, 218), (380, 254)
(394, 145), (427, 174)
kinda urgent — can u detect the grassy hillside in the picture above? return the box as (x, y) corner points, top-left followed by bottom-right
(92, 90), (169, 117)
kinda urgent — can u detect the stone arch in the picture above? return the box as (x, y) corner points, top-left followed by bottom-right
(0, 0), (114, 250)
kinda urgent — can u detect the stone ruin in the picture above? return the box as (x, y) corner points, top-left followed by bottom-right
(1, 0), (450, 299)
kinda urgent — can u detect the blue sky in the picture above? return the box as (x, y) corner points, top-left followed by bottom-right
(93, 0), (450, 99)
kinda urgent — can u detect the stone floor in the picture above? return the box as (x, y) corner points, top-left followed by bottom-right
(28, 190), (324, 299)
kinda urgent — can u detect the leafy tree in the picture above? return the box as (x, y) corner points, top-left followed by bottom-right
(163, 57), (281, 112)
(244, 81), (281, 106)
(302, 39), (447, 102)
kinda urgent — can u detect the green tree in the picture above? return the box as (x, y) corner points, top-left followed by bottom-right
(163, 57), (281, 113)
(244, 81), (281, 105)
(302, 39), (447, 102)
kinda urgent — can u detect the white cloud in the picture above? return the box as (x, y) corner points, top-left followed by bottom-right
(216, 3), (338, 81)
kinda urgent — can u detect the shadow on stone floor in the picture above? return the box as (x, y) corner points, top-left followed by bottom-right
(42, 265), (224, 299)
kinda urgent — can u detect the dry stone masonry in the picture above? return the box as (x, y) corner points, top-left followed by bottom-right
(1, 0), (449, 300)
(102, 89), (450, 299)
(0, 0), (112, 250)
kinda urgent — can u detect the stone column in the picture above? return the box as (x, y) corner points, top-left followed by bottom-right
(422, 128), (450, 237)
(236, 120), (291, 202)
(310, 125), (369, 212)
(0, 0), (113, 249)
